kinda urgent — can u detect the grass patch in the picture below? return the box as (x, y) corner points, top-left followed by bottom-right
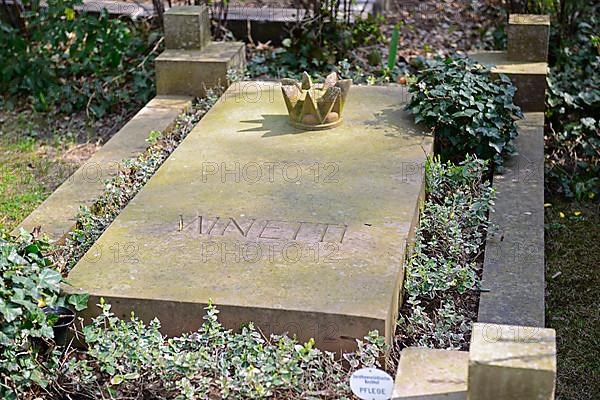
(0, 108), (133, 232)
(0, 140), (71, 231)
(545, 199), (600, 400)
(0, 117), (78, 231)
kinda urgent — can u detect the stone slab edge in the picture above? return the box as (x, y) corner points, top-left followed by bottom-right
(14, 95), (193, 243)
(478, 112), (545, 327)
(392, 347), (468, 400)
(468, 322), (556, 400)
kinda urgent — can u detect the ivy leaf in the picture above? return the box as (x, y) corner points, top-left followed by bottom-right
(405, 56), (521, 167)
(38, 268), (62, 290)
(68, 293), (90, 311)
(0, 331), (10, 345)
(0, 301), (22, 322)
(452, 109), (478, 118)
(489, 141), (503, 153)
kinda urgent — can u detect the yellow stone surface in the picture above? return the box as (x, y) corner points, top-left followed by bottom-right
(392, 348), (468, 400)
(67, 82), (432, 352)
(509, 14), (550, 25)
(469, 323), (556, 400)
(155, 42), (246, 97)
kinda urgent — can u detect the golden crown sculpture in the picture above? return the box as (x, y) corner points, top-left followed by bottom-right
(281, 72), (352, 130)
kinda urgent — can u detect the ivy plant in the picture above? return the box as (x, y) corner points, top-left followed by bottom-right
(406, 57), (523, 168)
(545, 17), (600, 200)
(57, 301), (385, 399)
(398, 155), (495, 349)
(0, 0), (158, 116)
(0, 230), (88, 399)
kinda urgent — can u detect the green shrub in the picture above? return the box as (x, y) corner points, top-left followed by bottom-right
(0, 0), (158, 116)
(0, 230), (87, 399)
(247, 2), (384, 79)
(406, 57), (523, 168)
(545, 17), (600, 200)
(283, 6), (383, 70)
(58, 301), (385, 399)
(397, 155), (495, 349)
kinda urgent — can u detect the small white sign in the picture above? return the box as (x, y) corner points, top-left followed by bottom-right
(349, 367), (394, 400)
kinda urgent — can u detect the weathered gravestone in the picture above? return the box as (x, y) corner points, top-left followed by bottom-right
(67, 82), (432, 353)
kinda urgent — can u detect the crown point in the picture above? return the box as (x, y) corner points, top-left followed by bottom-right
(281, 72), (352, 130)
(301, 72), (313, 90)
(323, 72), (338, 90)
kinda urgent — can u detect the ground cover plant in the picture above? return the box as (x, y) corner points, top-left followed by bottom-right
(405, 56), (523, 169)
(56, 303), (385, 399)
(545, 16), (599, 200)
(0, 231), (61, 399)
(0, 230), (88, 399)
(394, 155), (495, 354)
(0, 0), (159, 117)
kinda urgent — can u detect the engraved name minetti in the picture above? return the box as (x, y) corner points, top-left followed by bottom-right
(178, 215), (348, 244)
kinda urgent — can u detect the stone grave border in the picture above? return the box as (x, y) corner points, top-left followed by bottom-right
(392, 14), (553, 399)
(12, 7), (555, 399)
(471, 14), (549, 335)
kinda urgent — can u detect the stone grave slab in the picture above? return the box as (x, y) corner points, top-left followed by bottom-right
(67, 82), (432, 353)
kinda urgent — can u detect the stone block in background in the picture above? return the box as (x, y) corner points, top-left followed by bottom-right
(507, 14), (550, 62)
(155, 42), (246, 97)
(164, 5), (211, 50)
(469, 323), (556, 400)
(392, 347), (468, 400)
(470, 51), (548, 112)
